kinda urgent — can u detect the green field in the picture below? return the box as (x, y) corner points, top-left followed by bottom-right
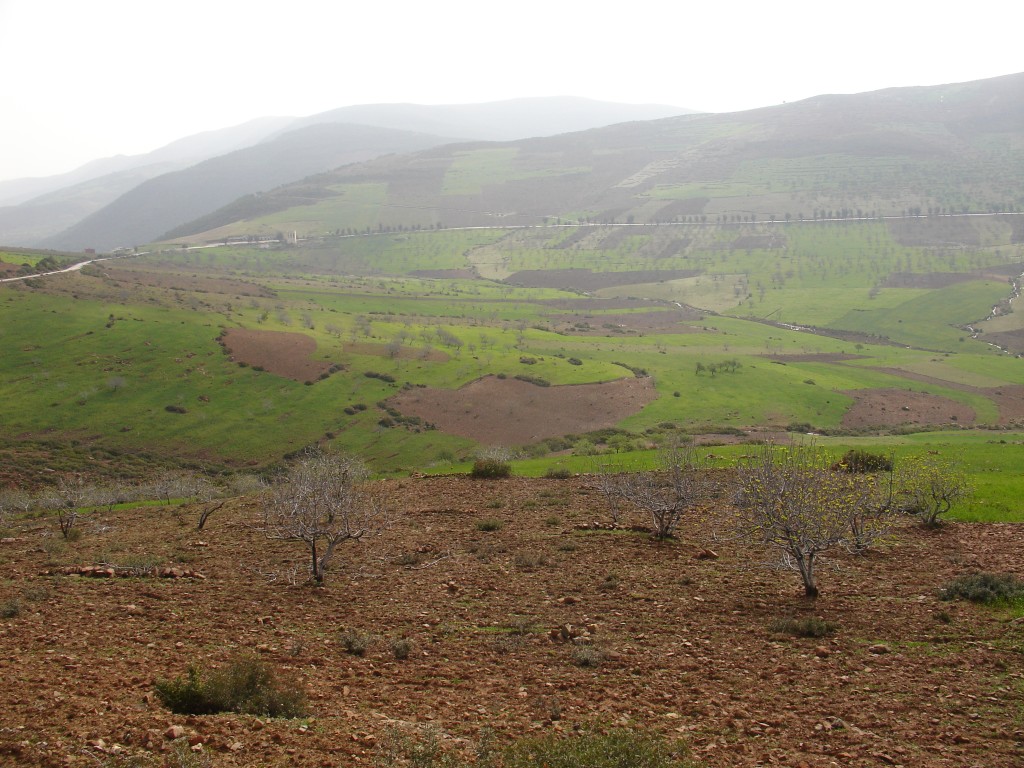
(1, 218), (1022, 518)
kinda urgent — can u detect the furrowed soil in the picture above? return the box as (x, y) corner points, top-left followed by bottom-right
(1, 475), (1023, 767)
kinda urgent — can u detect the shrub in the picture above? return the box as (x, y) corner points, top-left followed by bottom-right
(501, 729), (696, 768)
(567, 358), (582, 366)
(513, 550), (548, 569)
(390, 638), (413, 660)
(471, 459), (512, 479)
(940, 572), (1024, 604)
(476, 518), (503, 532)
(340, 628), (374, 656)
(155, 654), (307, 717)
(544, 466), (573, 480)
(834, 449), (893, 473)
(570, 645), (605, 668)
(769, 616), (837, 638)
(0, 599), (21, 618)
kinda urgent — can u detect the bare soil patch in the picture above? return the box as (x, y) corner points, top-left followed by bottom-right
(1, 477), (1022, 767)
(887, 217), (982, 247)
(220, 329), (334, 382)
(983, 329), (1024, 356)
(863, 367), (1024, 426)
(389, 375), (657, 445)
(840, 388), (975, 428)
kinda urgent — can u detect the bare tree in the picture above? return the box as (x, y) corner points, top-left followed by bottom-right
(46, 474), (93, 539)
(735, 443), (860, 598)
(601, 442), (709, 539)
(261, 452), (387, 585)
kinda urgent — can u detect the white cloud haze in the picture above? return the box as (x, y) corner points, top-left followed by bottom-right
(0, 0), (1020, 181)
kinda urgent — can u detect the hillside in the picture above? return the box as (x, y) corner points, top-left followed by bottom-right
(11, 97), (690, 252)
(41, 123), (457, 252)
(176, 73), (1024, 243)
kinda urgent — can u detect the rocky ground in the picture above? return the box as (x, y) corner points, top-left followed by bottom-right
(0, 475), (1022, 767)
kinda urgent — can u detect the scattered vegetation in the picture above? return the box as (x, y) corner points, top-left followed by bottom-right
(940, 572), (1024, 605)
(154, 654), (307, 717)
(769, 616), (838, 638)
(471, 459), (513, 479)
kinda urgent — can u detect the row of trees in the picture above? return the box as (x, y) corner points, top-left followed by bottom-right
(3, 444), (965, 596)
(0, 471), (265, 539)
(599, 442), (969, 598)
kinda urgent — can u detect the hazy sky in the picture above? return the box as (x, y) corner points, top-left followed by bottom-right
(1, 0), (1020, 183)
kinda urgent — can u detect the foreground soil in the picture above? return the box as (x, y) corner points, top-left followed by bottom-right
(1, 476), (1023, 767)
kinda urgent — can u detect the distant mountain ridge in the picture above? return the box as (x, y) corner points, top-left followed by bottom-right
(0, 116), (292, 206)
(2, 97), (690, 251)
(40, 123), (458, 252)
(171, 72), (1024, 243)
(277, 96), (691, 141)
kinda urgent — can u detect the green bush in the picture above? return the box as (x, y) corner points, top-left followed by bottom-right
(471, 459), (512, 479)
(769, 616), (837, 638)
(940, 572), (1024, 604)
(340, 628), (374, 656)
(390, 638), (413, 660)
(374, 726), (696, 768)
(501, 729), (696, 768)
(833, 449), (893, 473)
(477, 518), (503, 532)
(154, 654), (307, 717)
(544, 466), (573, 480)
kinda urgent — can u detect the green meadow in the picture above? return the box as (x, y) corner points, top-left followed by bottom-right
(1, 218), (1021, 518)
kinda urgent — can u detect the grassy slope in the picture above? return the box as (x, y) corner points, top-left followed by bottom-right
(1, 221), (1021, 499)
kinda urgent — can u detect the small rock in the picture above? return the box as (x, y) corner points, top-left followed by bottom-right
(165, 726), (186, 740)
(868, 643), (891, 655)
(814, 646), (831, 658)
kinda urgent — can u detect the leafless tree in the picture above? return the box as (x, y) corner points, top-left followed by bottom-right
(600, 442), (709, 539)
(261, 452), (388, 585)
(45, 474), (92, 539)
(736, 443), (872, 598)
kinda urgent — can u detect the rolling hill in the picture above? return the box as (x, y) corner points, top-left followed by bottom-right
(10, 97), (689, 252)
(173, 72), (1024, 243)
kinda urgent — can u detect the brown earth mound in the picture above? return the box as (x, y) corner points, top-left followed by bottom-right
(0, 477), (1021, 767)
(841, 388), (975, 428)
(863, 367), (1024, 425)
(220, 329), (334, 382)
(389, 375), (657, 445)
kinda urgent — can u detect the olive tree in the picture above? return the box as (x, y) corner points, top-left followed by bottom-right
(261, 452), (387, 585)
